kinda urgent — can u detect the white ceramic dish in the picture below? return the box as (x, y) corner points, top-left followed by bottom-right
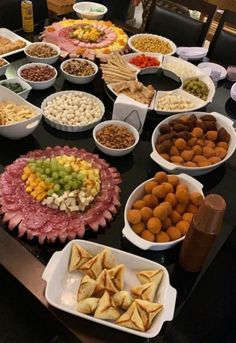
(0, 58), (9, 77)
(73, 2), (107, 20)
(155, 89), (206, 115)
(128, 34), (176, 56)
(42, 239), (176, 338)
(0, 28), (31, 58)
(198, 62), (227, 81)
(176, 47), (208, 61)
(0, 77), (32, 100)
(42, 90), (105, 132)
(93, 120), (139, 156)
(150, 111), (236, 176)
(230, 83), (236, 102)
(24, 42), (60, 65)
(61, 58), (98, 85)
(122, 52), (163, 75)
(181, 74), (216, 103)
(123, 173), (204, 250)
(17, 63), (57, 90)
(162, 55), (203, 81)
(0, 85), (42, 139)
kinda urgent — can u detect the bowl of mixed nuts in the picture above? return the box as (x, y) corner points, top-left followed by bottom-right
(24, 42), (60, 65)
(93, 120), (139, 156)
(61, 58), (98, 84)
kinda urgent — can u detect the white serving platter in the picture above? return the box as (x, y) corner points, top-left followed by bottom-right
(0, 28), (31, 58)
(42, 239), (176, 338)
(162, 55), (203, 81)
(176, 47), (208, 61)
(198, 62), (227, 81)
(122, 52), (163, 75)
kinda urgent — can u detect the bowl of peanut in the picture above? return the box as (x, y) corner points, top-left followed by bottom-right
(93, 120), (139, 156)
(150, 112), (236, 176)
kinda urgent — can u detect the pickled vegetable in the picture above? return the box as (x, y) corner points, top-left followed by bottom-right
(183, 78), (209, 101)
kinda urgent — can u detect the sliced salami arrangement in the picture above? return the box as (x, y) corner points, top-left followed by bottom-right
(0, 146), (121, 243)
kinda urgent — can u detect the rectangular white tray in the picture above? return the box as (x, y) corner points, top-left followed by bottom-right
(42, 239), (176, 338)
(0, 28), (31, 58)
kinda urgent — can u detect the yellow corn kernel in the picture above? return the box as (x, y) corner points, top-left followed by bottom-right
(28, 174), (37, 182)
(36, 192), (47, 202)
(31, 180), (39, 189)
(23, 166), (32, 176)
(31, 190), (38, 198)
(22, 174), (28, 181)
(38, 181), (46, 189)
(34, 186), (44, 194)
(26, 186), (32, 193)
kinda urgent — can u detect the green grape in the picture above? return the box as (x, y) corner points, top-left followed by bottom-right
(41, 174), (47, 181)
(59, 170), (66, 178)
(58, 164), (64, 172)
(52, 172), (59, 179)
(65, 166), (72, 173)
(30, 164), (36, 172)
(64, 175), (72, 182)
(45, 177), (53, 184)
(77, 172), (85, 180)
(71, 181), (78, 190)
(58, 178), (65, 185)
(35, 159), (42, 166)
(57, 190), (64, 196)
(53, 184), (60, 192)
(71, 172), (77, 178)
(47, 189), (54, 196)
(45, 168), (51, 175)
(64, 183), (71, 191)
(36, 167), (44, 174)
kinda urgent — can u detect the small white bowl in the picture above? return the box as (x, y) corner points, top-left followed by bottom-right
(93, 120), (139, 156)
(150, 112), (236, 176)
(0, 85), (42, 139)
(122, 52), (163, 75)
(73, 2), (107, 20)
(17, 63), (57, 90)
(0, 58), (9, 77)
(24, 42), (60, 65)
(122, 173), (204, 251)
(230, 83), (236, 102)
(128, 34), (176, 56)
(61, 58), (98, 85)
(0, 77), (32, 100)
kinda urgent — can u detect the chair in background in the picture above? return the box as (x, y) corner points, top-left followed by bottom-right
(208, 10), (236, 67)
(141, 0), (217, 47)
(0, 0), (48, 32)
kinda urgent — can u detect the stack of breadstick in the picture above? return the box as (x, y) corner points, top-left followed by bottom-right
(100, 53), (137, 84)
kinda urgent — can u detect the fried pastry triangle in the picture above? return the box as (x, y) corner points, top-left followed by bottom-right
(116, 302), (145, 332)
(100, 248), (116, 269)
(80, 253), (103, 279)
(77, 275), (97, 302)
(135, 299), (163, 330)
(136, 269), (164, 289)
(112, 291), (133, 310)
(107, 264), (124, 291)
(94, 269), (107, 295)
(77, 297), (99, 315)
(94, 291), (121, 320)
(68, 244), (93, 272)
(131, 281), (158, 302)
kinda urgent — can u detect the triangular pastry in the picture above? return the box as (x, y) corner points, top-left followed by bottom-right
(135, 299), (163, 330)
(77, 297), (99, 314)
(112, 291), (133, 310)
(94, 291), (121, 320)
(100, 248), (116, 269)
(80, 253), (103, 279)
(68, 244), (93, 272)
(116, 302), (145, 332)
(136, 269), (164, 289)
(94, 269), (107, 295)
(131, 281), (158, 302)
(107, 264), (124, 291)
(77, 275), (97, 302)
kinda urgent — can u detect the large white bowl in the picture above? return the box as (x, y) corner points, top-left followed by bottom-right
(42, 90), (105, 132)
(60, 58), (98, 85)
(122, 173), (204, 251)
(0, 85), (42, 139)
(24, 42), (60, 65)
(151, 112), (236, 176)
(128, 34), (177, 56)
(0, 77), (32, 100)
(17, 63), (57, 90)
(0, 58), (9, 77)
(73, 2), (107, 20)
(93, 120), (139, 156)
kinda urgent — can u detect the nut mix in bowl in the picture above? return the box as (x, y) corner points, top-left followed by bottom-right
(24, 42), (60, 64)
(128, 34), (176, 56)
(61, 58), (98, 85)
(18, 63), (57, 90)
(151, 112), (236, 176)
(123, 171), (204, 251)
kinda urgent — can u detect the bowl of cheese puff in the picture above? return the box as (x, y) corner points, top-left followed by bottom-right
(122, 171), (204, 250)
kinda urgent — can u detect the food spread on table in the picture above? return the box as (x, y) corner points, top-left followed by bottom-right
(25, 43), (58, 58)
(41, 19), (128, 60)
(127, 171), (203, 243)
(156, 114), (230, 167)
(69, 244), (163, 331)
(0, 146), (121, 243)
(62, 59), (95, 76)
(0, 100), (36, 125)
(0, 35), (26, 55)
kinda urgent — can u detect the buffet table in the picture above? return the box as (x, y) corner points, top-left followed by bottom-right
(1, 39), (236, 342)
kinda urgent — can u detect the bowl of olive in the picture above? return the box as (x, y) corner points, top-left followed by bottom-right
(0, 77), (32, 100)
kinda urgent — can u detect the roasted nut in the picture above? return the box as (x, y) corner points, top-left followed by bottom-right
(218, 127), (230, 142)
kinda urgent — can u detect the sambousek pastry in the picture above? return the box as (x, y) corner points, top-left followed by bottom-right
(68, 243), (93, 272)
(130, 281), (159, 302)
(77, 297), (99, 315)
(94, 290), (121, 320)
(112, 291), (133, 310)
(136, 269), (164, 289)
(116, 301), (145, 332)
(77, 275), (97, 302)
(80, 253), (103, 279)
(135, 299), (163, 330)
(94, 264), (125, 295)
(100, 248), (117, 269)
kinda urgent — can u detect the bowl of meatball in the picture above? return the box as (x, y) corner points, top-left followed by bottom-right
(60, 58), (98, 85)
(150, 112), (236, 176)
(122, 171), (204, 251)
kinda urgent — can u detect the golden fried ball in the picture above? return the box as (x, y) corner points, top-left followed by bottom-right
(182, 212), (194, 223)
(170, 210), (182, 224)
(127, 209), (141, 224)
(132, 199), (146, 210)
(143, 194), (159, 208)
(154, 171), (167, 184)
(165, 193), (177, 207)
(131, 221), (146, 235)
(152, 185), (167, 199)
(166, 226), (182, 241)
(167, 175), (179, 188)
(153, 205), (168, 221)
(190, 192), (203, 206)
(156, 231), (170, 243)
(141, 230), (155, 242)
(144, 181), (158, 194)
(147, 217), (162, 234)
(140, 206), (153, 222)
(175, 189), (190, 205)
(176, 220), (190, 235)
